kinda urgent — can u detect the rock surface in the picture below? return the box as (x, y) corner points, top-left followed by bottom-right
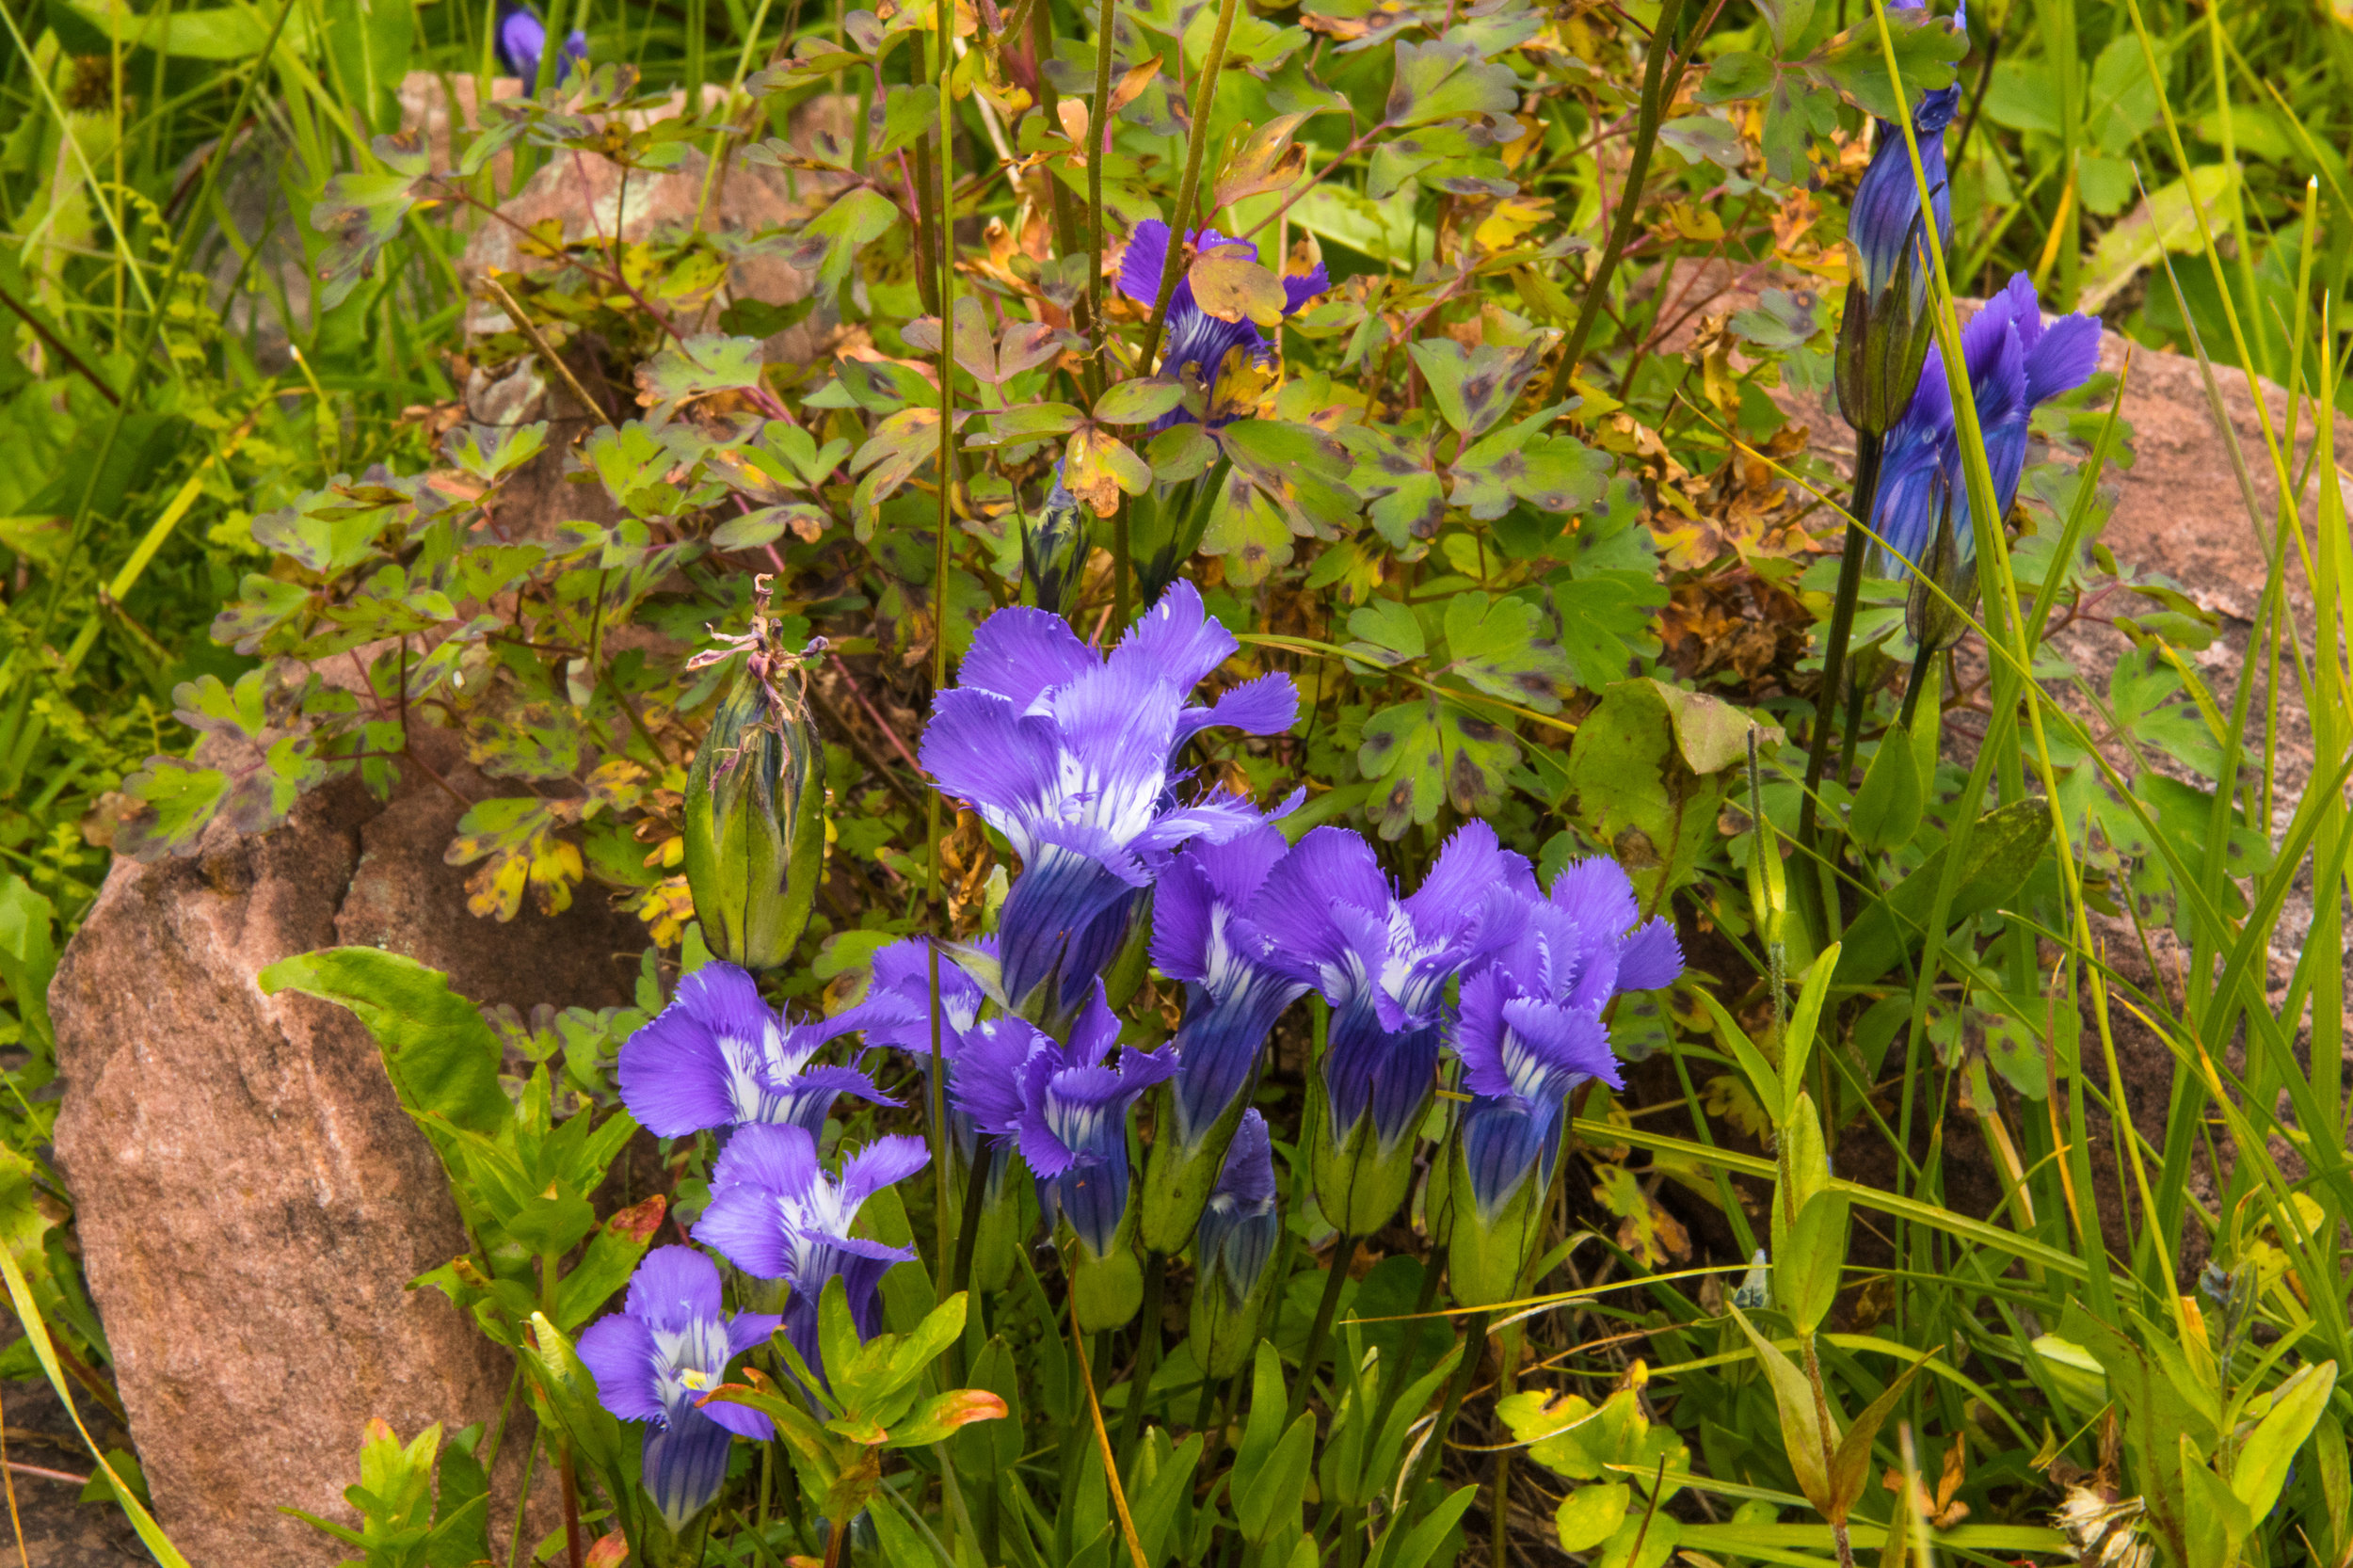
(49, 725), (648, 1568)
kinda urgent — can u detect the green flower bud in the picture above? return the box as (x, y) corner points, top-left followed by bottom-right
(1023, 474), (1090, 617)
(683, 587), (825, 971)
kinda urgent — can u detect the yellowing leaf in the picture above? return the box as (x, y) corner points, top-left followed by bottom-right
(1062, 425), (1151, 516)
(1213, 111), (1318, 208)
(1190, 245), (1287, 326)
(1473, 194), (1554, 252)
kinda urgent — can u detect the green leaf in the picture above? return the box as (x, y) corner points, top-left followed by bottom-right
(1384, 38), (1520, 128)
(0, 875), (57, 1061)
(257, 949), (510, 1135)
(1407, 340), (1544, 439)
(1778, 945), (1840, 1128)
(1359, 696), (1519, 838)
(1775, 1189), (1849, 1338)
(638, 334), (768, 414)
(873, 83), (940, 156)
(1725, 1306), (1833, 1514)
(1367, 1481), (1478, 1568)
(1555, 1483), (1631, 1552)
(1825, 1349), (1933, 1520)
(790, 186), (902, 294)
(886, 1387), (1009, 1448)
(1441, 592), (1574, 712)
(1807, 8), (1967, 122)
(1094, 378), (1187, 425)
(1833, 801), (2052, 984)
(1236, 1413), (1316, 1543)
(2232, 1361), (2337, 1520)
(1347, 599), (1427, 662)
(1218, 419), (1358, 533)
(1559, 680), (1725, 909)
(1847, 725), (1923, 851)
(1548, 578), (1663, 693)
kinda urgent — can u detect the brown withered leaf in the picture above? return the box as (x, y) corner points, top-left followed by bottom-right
(1190, 243), (1287, 326)
(1108, 56), (1161, 114)
(1063, 424), (1151, 516)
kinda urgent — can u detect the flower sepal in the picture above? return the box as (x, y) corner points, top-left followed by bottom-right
(1070, 1240), (1144, 1334)
(1441, 1120), (1554, 1310)
(1137, 1083), (1253, 1254)
(951, 1143), (1036, 1295)
(1186, 1109), (1280, 1378)
(1307, 1072), (1425, 1239)
(1834, 233), (1938, 440)
(1189, 1241), (1278, 1380)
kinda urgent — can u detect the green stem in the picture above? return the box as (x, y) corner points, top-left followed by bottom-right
(538, 1252), (583, 1568)
(1113, 1251), (1168, 1464)
(1794, 426), (1885, 936)
(1284, 1233), (1358, 1427)
(1085, 0), (1117, 393)
(504, 1432), (541, 1568)
(1489, 1336), (1522, 1568)
(1399, 1310), (1489, 1526)
(1541, 0), (1690, 407)
(927, 0), (958, 1294)
(1134, 0), (1244, 375)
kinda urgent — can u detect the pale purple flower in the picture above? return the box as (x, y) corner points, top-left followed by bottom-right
(693, 1124), (929, 1386)
(618, 962), (891, 1141)
(920, 582), (1297, 1013)
(577, 1247), (779, 1528)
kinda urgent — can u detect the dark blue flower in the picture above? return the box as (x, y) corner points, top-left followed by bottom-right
(1247, 823), (1530, 1235)
(1193, 1109), (1278, 1309)
(1445, 859), (1680, 1304)
(1257, 822), (1531, 1156)
(494, 0), (589, 88)
(618, 963), (892, 1142)
(1150, 824), (1312, 1147)
(1836, 0), (1967, 435)
(920, 582), (1298, 1015)
(1848, 0), (1965, 304)
(1116, 221), (1329, 428)
(692, 1124), (929, 1388)
(957, 980), (1177, 1257)
(577, 1247), (779, 1528)
(1870, 270), (2102, 581)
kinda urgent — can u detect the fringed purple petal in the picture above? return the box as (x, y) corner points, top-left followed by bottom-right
(1617, 918), (1684, 992)
(839, 1133), (931, 1207)
(1282, 264), (1331, 315)
(2024, 310), (2101, 407)
(958, 605), (1098, 712)
(1172, 671), (1300, 752)
(952, 1016), (1049, 1135)
(694, 1184), (792, 1279)
(710, 1120), (823, 1200)
(1117, 219), (1176, 308)
(920, 690), (1066, 855)
(1216, 1108), (1276, 1206)
(578, 1312), (663, 1423)
(1113, 580), (1241, 696)
(624, 1245), (727, 1332)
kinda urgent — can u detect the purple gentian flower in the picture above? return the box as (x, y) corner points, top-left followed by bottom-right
(1848, 0), (1964, 305)
(1452, 858), (1681, 1223)
(1255, 823), (1531, 1159)
(618, 962), (892, 1142)
(1150, 824), (1312, 1149)
(1193, 1109), (1279, 1310)
(959, 980), (1176, 1256)
(1870, 270), (2102, 580)
(577, 1247), (780, 1528)
(840, 936), (993, 1062)
(1117, 221), (1329, 427)
(495, 0), (589, 87)
(693, 1124), (929, 1387)
(920, 582), (1298, 1014)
